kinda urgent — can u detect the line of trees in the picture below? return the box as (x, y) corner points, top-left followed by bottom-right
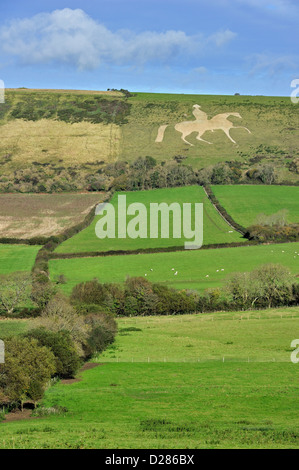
(1, 264), (298, 321)
(70, 264), (299, 316)
(1, 155), (296, 194)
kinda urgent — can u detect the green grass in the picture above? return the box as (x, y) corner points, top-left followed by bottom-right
(0, 244), (40, 275)
(1, 309), (299, 449)
(0, 319), (29, 338)
(212, 185), (299, 227)
(56, 186), (244, 254)
(100, 308), (299, 363)
(50, 241), (299, 293)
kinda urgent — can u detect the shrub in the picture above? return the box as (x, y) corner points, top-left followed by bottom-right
(24, 328), (81, 379)
(245, 224), (299, 242)
(84, 313), (117, 356)
(35, 294), (91, 357)
(71, 279), (107, 306)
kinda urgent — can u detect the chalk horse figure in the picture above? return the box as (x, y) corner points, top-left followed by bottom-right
(155, 104), (251, 146)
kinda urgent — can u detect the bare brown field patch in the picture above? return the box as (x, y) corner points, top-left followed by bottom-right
(0, 193), (103, 238)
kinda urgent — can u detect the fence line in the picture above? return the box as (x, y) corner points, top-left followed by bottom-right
(118, 312), (299, 325)
(100, 356), (290, 364)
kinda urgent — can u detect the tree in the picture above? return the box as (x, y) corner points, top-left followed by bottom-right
(85, 314), (117, 355)
(255, 209), (289, 227)
(35, 294), (91, 357)
(71, 279), (107, 306)
(254, 264), (294, 308)
(255, 164), (278, 185)
(225, 264), (295, 309)
(31, 280), (57, 310)
(0, 337), (56, 409)
(24, 328), (81, 379)
(289, 157), (299, 174)
(0, 272), (32, 316)
(211, 163), (232, 185)
(225, 271), (258, 309)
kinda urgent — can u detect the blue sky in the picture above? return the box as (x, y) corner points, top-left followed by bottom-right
(0, 0), (298, 95)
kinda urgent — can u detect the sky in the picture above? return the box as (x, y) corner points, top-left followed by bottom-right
(0, 0), (298, 96)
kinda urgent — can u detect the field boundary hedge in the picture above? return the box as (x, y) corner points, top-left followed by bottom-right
(0, 236), (54, 246)
(48, 238), (299, 261)
(203, 185), (247, 235)
(49, 242), (255, 260)
(32, 193), (111, 280)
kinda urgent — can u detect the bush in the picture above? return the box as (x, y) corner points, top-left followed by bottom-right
(71, 279), (107, 306)
(24, 328), (81, 379)
(84, 313), (117, 356)
(35, 294), (91, 358)
(245, 224), (299, 242)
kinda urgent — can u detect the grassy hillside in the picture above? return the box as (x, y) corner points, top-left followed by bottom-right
(0, 90), (298, 182)
(56, 186), (244, 253)
(50, 241), (299, 293)
(212, 185), (299, 227)
(122, 93), (298, 173)
(0, 89), (129, 171)
(2, 309), (299, 449)
(0, 244), (40, 275)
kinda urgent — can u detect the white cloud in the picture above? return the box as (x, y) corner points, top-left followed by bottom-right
(248, 53), (299, 77)
(208, 30), (237, 47)
(0, 8), (237, 70)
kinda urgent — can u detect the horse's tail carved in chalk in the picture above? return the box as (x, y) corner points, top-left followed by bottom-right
(155, 124), (169, 143)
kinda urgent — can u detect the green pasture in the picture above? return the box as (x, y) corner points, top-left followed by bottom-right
(56, 186), (244, 254)
(100, 307), (299, 363)
(1, 308), (299, 449)
(212, 185), (299, 227)
(0, 244), (40, 275)
(50, 241), (299, 293)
